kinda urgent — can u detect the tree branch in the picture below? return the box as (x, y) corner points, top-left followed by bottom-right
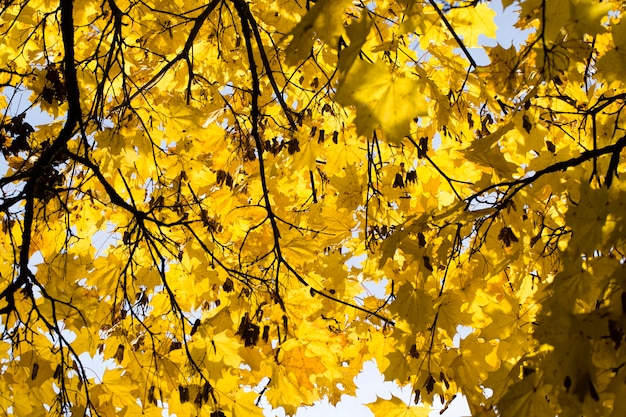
(112, 0), (222, 110)
(428, 0), (477, 69)
(467, 134), (626, 208)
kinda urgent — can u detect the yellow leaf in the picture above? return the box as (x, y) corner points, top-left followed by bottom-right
(447, 3), (498, 47)
(278, 338), (325, 391)
(231, 390), (264, 417)
(266, 362), (316, 415)
(598, 19), (626, 84)
(497, 374), (554, 417)
(284, 0), (352, 64)
(11, 387), (34, 416)
(566, 0), (612, 37)
(446, 333), (499, 403)
(335, 60), (428, 144)
(388, 282), (434, 334)
(329, 163), (365, 210)
(367, 394), (430, 417)
(461, 121), (517, 178)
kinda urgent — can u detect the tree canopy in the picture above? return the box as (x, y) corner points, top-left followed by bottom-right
(1, 0), (626, 415)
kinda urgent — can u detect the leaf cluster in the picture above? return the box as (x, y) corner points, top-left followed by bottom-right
(1, 0), (626, 416)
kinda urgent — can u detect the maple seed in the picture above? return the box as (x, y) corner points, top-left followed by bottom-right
(414, 389), (421, 405)
(424, 374), (436, 394)
(318, 129), (325, 144)
(236, 313), (260, 347)
(522, 114), (532, 133)
(179, 386), (190, 403)
(393, 173), (404, 188)
(406, 169), (418, 184)
(418, 232), (427, 247)
(262, 325), (270, 342)
(589, 378), (600, 401)
(148, 386), (159, 405)
(418, 137), (428, 158)
(287, 138), (300, 154)
(440, 372), (449, 390)
(498, 227), (519, 247)
(216, 170), (234, 188)
(202, 382), (213, 402)
(409, 343), (419, 358)
(113, 344), (125, 362)
(423, 255), (433, 271)
(223, 277), (234, 292)
(194, 390), (204, 406)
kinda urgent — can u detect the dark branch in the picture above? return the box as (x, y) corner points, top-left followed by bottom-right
(467, 134), (626, 207)
(428, 0), (477, 69)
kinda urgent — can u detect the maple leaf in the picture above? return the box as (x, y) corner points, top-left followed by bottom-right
(447, 3), (498, 47)
(367, 394), (431, 417)
(597, 18), (626, 85)
(278, 338), (326, 391)
(329, 163), (365, 210)
(4, 0), (626, 416)
(284, 0), (353, 64)
(461, 121), (518, 178)
(389, 281), (435, 334)
(231, 390), (264, 417)
(335, 59), (429, 145)
(497, 374), (555, 417)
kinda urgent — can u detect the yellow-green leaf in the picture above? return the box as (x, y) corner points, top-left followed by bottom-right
(335, 60), (429, 144)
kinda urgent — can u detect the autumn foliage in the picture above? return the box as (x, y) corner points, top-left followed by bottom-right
(1, 0), (626, 416)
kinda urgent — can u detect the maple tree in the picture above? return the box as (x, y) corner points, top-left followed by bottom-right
(1, 0), (626, 415)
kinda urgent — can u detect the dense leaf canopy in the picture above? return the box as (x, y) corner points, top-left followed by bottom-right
(1, 0), (626, 416)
